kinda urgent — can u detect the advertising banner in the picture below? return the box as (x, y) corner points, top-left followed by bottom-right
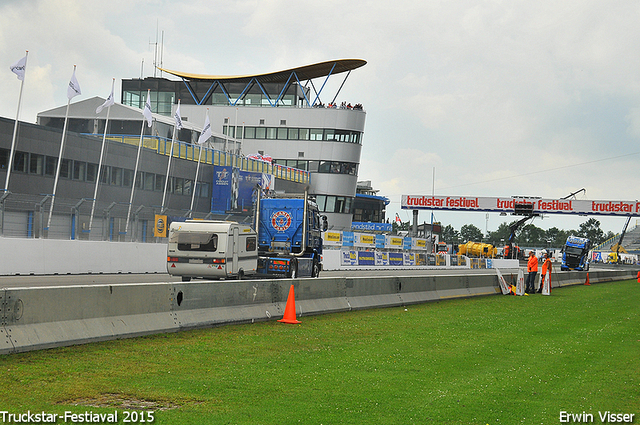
(375, 251), (389, 266)
(356, 233), (376, 248)
(351, 222), (393, 232)
(343, 232), (354, 247)
(401, 195), (640, 217)
(389, 252), (404, 266)
(387, 236), (403, 249)
(375, 234), (386, 249)
(324, 231), (342, 246)
(403, 252), (416, 266)
(357, 251), (375, 265)
(211, 165), (265, 214)
(341, 250), (358, 265)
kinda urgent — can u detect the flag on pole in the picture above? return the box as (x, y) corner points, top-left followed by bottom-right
(197, 114), (211, 145)
(174, 103), (183, 130)
(96, 84), (115, 113)
(395, 213), (402, 223)
(67, 67), (81, 100)
(143, 91), (153, 127)
(10, 55), (27, 80)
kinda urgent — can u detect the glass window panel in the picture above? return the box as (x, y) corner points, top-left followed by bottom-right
(335, 197), (345, 213)
(298, 128), (309, 140)
(310, 129), (323, 141)
(324, 129), (335, 141)
(266, 128), (276, 139)
(86, 163), (97, 183)
(110, 167), (122, 186)
(277, 128), (287, 139)
(325, 196), (335, 213)
(13, 151), (28, 173)
(29, 154), (44, 175)
(73, 161), (86, 180)
(45, 157), (56, 176)
(144, 173), (154, 191)
(174, 178), (184, 195)
(183, 179), (193, 196)
(122, 169), (133, 187)
(155, 174), (164, 191)
(315, 195), (326, 211)
(255, 127), (266, 139)
(245, 127), (256, 139)
(0, 148), (8, 170)
(344, 197), (353, 214)
(288, 128), (299, 139)
(308, 161), (319, 172)
(60, 159), (71, 179)
(100, 165), (110, 184)
(318, 161), (331, 173)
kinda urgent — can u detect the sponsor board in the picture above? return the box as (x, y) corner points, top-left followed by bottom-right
(401, 195), (640, 216)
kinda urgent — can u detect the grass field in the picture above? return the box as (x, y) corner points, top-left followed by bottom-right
(1, 279), (639, 424)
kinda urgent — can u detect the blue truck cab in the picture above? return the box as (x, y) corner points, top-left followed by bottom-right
(561, 235), (591, 271)
(255, 191), (323, 278)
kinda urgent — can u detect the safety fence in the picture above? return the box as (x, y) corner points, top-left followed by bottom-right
(0, 268), (634, 354)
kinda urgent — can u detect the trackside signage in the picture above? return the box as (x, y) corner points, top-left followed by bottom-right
(401, 195), (640, 217)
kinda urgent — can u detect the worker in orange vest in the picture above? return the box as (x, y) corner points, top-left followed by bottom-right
(526, 250), (538, 294)
(538, 253), (552, 293)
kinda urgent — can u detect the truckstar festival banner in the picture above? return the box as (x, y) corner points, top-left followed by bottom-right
(401, 195), (640, 217)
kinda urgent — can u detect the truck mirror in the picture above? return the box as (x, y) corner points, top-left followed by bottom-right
(322, 216), (328, 232)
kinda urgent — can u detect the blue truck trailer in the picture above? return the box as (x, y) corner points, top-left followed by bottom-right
(560, 235), (591, 271)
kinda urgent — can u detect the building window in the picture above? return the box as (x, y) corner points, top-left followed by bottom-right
(12, 151), (28, 173)
(277, 127), (287, 139)
(86, 163), (97, 183)
(29, 154), (44, 175)
(310, 129), (323, 141)
(60, 159), (71, 179)
(73, 161), (86, 181)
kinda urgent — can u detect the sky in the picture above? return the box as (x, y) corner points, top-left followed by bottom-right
(2, 0), (640, 237)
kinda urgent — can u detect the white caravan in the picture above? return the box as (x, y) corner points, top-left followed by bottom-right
(167, 220), (258, 281)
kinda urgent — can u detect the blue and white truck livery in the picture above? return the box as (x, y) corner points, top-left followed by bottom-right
(560, 235), (591, 271)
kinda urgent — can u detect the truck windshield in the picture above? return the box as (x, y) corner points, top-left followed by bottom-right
(565, 246), (583, 255)
(171, 232), (218, 252)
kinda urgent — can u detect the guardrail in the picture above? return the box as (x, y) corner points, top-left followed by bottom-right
(1, 268), (635, 355)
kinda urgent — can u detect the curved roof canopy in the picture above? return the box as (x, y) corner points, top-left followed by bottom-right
(158, 59), (366, 84)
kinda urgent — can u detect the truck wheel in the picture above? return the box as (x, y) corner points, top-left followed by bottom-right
(312, 260), (320, 278)
(237, 270), (244, 280)
(288, 259), (298, 279)
(181, 276), (191, 282)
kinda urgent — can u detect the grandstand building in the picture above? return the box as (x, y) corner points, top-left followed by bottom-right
(0, 59), (367, 239)
(35, 59), (367, 231)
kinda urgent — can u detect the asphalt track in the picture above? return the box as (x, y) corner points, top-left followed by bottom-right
(0, 262), (631, 288)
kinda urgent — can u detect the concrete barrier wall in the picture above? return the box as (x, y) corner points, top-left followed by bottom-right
(1, 269), (635, 354)
(0, 238), (167, 275)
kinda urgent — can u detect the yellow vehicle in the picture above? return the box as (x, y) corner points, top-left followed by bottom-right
(458, 241), (497, 258)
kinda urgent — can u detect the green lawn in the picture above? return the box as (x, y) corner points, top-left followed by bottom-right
(1, 279), (638, 424)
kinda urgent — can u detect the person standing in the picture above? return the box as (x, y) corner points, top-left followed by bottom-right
(526, 250), (538, 294)
(538, 253), (552, 293)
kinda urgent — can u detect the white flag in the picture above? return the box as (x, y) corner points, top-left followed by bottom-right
(67, 67), (81, 100)
(197, 114), (211, 145)
(143, 92), (153, 127)
(10, 55), (27, 81)
(174, 103), (183, 130)
(96, 85), (115, 114)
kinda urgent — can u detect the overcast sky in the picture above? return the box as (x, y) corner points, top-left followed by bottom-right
(2, 0), (639, 236)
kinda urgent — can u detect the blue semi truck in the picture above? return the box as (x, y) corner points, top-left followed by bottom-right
(167, 189), (324, 280)
(255, 190), (324, 278)
(560, 235), (591, 271)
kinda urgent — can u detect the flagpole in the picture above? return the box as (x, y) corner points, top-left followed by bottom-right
(89, 78), (115, 233)
(161, 99), (180, 212)
(190, 109), (211, 215)
(125, 90), (151, 236)
(5, 50), (28, 192)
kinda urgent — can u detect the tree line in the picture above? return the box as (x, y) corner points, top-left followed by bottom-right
(393, 218), (616, 249)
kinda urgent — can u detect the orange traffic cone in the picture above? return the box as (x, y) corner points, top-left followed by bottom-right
(278, 284), (301, 324)
(637, 271), (640, 283)
(584, 272), (591, 286)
